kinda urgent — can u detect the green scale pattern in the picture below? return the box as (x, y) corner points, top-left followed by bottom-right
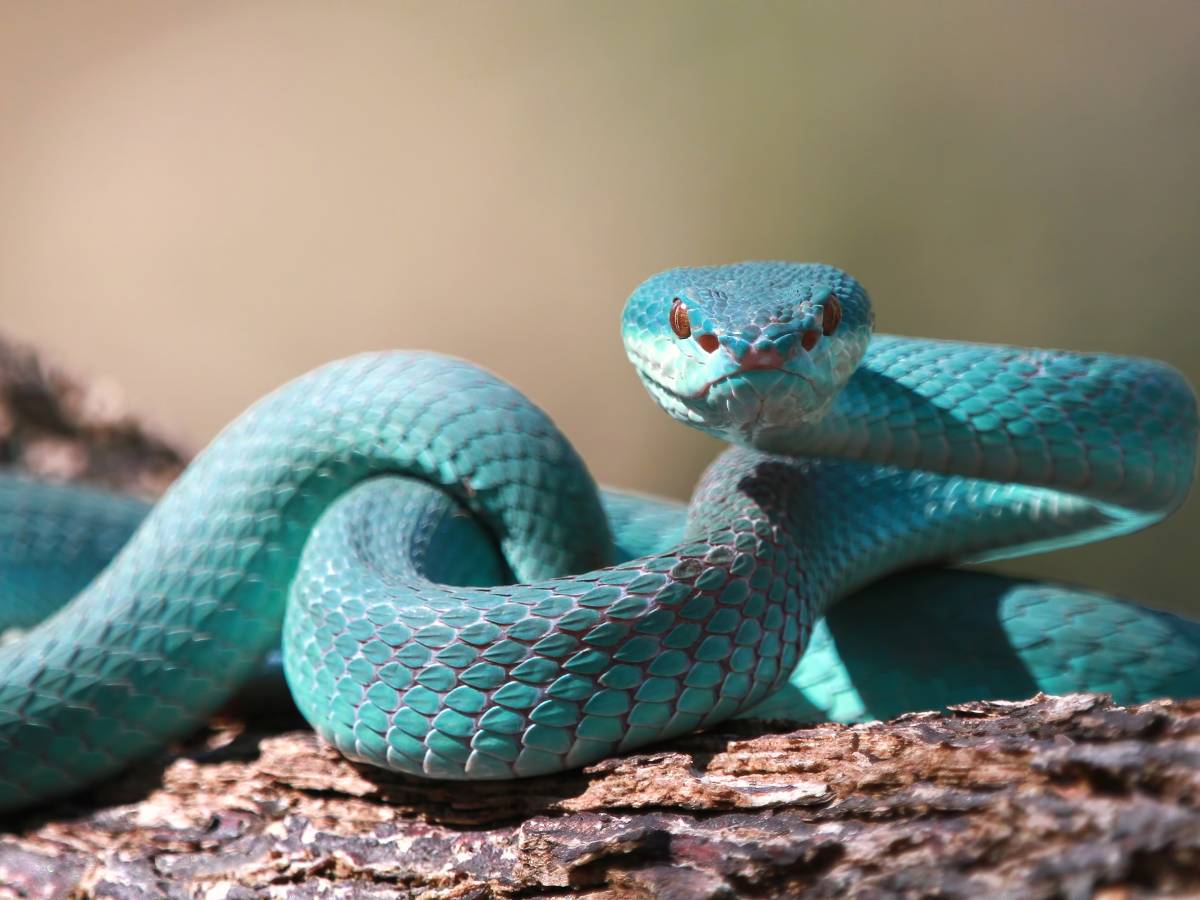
(285, 460), (812, 778)
(0, 261), (1195, 809)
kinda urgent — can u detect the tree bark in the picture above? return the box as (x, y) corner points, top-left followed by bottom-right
(0, 335), (1196, 899)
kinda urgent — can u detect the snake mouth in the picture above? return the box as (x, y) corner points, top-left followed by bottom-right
(693, 367), (813, 401)
(632, 360), (814, 410)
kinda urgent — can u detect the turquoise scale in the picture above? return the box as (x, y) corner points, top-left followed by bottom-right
(0, 262), (1196, 811)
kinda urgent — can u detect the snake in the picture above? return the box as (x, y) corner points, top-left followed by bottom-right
(0, 261), (1197, 812)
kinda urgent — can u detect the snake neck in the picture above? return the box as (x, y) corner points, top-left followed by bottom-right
(685, 334), (1198, 612)
(751, 334), (1196, 547)
(814, 336), (1192, 511)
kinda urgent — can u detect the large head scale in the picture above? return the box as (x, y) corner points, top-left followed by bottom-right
(621, 262), (873, 447)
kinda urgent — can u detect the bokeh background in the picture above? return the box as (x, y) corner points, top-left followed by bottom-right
(1, 2), (1196, 615)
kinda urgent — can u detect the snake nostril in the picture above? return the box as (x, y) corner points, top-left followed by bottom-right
(697, 333), (720, 354)
(741, 343), (786, 369)
(801, 330), (821, 352)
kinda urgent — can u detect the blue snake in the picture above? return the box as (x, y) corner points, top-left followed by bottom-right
(0, 261), (1197, 811)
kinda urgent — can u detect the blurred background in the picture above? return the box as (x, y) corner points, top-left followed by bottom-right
(0, 1), (1196, 615)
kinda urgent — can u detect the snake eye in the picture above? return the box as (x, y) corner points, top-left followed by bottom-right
(669, 298), (692, 339)
(822, 295), (842, 336)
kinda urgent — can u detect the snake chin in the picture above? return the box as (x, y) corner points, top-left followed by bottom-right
(700, 368), (814, 400)
(700, 368), (831, 444)
(638, 363), (830, 445)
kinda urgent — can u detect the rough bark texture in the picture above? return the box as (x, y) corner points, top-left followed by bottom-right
(0, 334), (1197, 899)
(0, 333), (187, 496)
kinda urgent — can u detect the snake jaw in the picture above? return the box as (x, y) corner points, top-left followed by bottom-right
(624, 311), (846, 444)
(632, 355), (831, 445)
(695, 367), (813, 402)
(702, 368), (833, 445)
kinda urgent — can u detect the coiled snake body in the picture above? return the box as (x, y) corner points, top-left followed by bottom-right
(0, 262), (1197, 810)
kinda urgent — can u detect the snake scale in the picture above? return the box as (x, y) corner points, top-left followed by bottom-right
(0, 262), (1197, 811)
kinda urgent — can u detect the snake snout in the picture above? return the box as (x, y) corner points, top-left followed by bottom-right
(739, 342), (788, 370)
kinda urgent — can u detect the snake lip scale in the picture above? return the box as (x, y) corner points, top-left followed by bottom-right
(699, 369), (814, 402)
(0, 261), (1196, 810)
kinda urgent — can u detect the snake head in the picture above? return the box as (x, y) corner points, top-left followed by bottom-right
(621, 262), (873, 446)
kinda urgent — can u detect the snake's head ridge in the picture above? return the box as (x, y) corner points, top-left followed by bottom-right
(622, 261), (873, 447)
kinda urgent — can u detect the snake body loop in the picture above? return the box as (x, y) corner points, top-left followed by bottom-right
(0, 262), (1196, 810)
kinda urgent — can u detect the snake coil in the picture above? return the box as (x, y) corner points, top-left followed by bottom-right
(0, 262), (1196, 810)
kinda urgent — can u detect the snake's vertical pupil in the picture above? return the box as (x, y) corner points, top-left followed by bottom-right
(669, 298), (692, 339)
(822, 295), (843, 336)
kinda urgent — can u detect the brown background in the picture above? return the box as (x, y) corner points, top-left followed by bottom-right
(1, 2), (1196, 615)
